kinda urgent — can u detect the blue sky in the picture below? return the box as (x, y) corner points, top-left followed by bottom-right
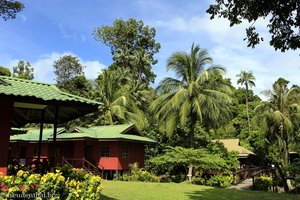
(1, 0), (300, 99)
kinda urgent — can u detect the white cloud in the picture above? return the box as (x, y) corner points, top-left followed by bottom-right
(80, 60), (105, 80)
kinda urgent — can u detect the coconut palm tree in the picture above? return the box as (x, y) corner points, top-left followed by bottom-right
(150, 44), (232, 148)
(254, 78), (300, 192)
(150, 44), (232, 181)
(95, 68), (146, 130)
(236, 71), (256, 135)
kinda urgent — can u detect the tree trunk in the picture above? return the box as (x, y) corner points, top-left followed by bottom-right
(245, 84), (251, 135)
(108, 110), (114, 125)
(187, 114), (196, 182)
(275, 162), (289, 192)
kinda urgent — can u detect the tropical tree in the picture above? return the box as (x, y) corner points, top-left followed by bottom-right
(13, 60), (34, 80)
(94, 68), (146, 130)
(254, 78), (300, 192)
(94, 18), (160, 84)
(150, 43), (232, 180)
(236, 70), (256, 135)
(53, 55), (84, 89)
(151, 43), (232, 148)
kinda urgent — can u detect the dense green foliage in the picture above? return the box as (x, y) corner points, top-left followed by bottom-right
(206, 174), (233, 188)
(149, 143), (239, 182)
(94, 18), (160, 84)
(207, 0), (300, 52)
(253, 176), (273, 191)
(116, 163), (160, 182)
(94, 68), (147, 129)
(150, 43), (232, 148)
(0, 66), (11, 76)
(53, 55), (85, 91)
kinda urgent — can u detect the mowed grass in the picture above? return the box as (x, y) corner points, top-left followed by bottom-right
(100, 181), (299, 200)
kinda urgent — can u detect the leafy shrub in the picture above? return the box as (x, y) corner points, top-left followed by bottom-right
(148, 145), (239, 184)
(253, 176), (272, 191)
(206, 174), (233, 188)
(119, 163), (160, 182)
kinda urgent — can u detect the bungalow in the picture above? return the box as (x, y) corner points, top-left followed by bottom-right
(213, 139), (256, 168)
(0, 75), (100, 175)
(9, 124), (156, 179)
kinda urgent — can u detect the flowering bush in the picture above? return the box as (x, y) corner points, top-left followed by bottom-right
(0, 169), (103, 199)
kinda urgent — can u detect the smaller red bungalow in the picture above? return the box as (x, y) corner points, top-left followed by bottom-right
(9, 124), (156, 179)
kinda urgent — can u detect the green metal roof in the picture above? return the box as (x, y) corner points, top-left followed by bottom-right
(0, 76), (100, 127)
(0, 76), (99, 104)
(10, 124), (156, 144)
(10, 128), (56, 142)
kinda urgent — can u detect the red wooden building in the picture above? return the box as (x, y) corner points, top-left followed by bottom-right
(9, 124), (156, 178)
(0, 76), (100, 175)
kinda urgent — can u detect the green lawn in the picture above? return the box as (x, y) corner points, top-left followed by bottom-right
(100, 181), (298, 200)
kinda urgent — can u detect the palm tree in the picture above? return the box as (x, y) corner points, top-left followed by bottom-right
(95, 68), (146, 130)
(236, 71), (256, 135)
(150, 43), (232, 148)
(254, 78), (300, 192)
(150, 44), (232, 181)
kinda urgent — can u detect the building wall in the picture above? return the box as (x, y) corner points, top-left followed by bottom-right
(9, 142), (49, 164)
(9, 140), (146, 171)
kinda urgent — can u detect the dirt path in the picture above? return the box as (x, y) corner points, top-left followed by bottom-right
(230, 178), (253, 190)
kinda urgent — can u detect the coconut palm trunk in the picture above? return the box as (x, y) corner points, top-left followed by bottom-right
(236, 71), (256, 135)
(245, 83), (251, 135)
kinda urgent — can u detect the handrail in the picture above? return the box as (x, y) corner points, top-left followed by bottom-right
(233, 166), (265, 185)
(62, 157), (103, 177)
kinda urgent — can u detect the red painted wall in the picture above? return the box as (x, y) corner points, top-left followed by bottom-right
(9, 142), (49, 164)
(0, 99), (13, 175)
(9, 139), (147, 171)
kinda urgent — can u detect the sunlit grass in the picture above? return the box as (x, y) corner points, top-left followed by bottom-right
(100, 180), (298, 200)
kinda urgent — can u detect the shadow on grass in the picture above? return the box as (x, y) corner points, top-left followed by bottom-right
(185, 187), (298, 200)
(100, 194), (119, 200)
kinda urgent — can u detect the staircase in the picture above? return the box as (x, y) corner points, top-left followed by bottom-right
(62, 157), (104, 177)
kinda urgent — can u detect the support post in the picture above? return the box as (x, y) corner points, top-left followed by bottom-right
(37, 109), (45, 163)
(52, 106), (59, 167)
(0, 99), (13, 176)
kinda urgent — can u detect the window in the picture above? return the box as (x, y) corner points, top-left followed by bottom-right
(121, 146), (129, 158)
(101, 147), (110, 157)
